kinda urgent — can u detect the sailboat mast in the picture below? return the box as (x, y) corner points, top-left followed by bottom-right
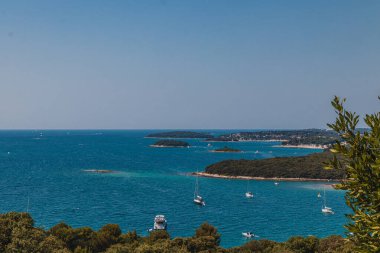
(194, 171), (199, 198)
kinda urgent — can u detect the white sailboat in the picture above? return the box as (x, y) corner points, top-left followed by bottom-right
(194, 172), (205, 206)
(242, 231), (258, 239)
(321, 186), (334, 214)
(245, 180), (254, 198)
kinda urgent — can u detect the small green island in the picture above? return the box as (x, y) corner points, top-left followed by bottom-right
(146, 131), (213, 139)
(201, 151), (344, 180)
(212, 146), (241, 153)
(150, 139), (190, 148)
(82, 169), (118, 174)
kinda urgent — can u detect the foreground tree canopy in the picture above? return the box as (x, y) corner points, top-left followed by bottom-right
(327, 96), (380, 253)
(0, 212), (354, 253)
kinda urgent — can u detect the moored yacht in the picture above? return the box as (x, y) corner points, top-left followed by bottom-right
(193, 195), (205, 206)
(153, 215), (167, 230)
(245, 180), (254, 198)
(322, 206), (334, 214)
(245, 192), (254, 198)
(194, 172), (206, 206)
(242, 232), (256, 238)
(321, 187), (334, 214)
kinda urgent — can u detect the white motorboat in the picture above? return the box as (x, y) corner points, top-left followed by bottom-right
(152, 215), (167, 230)
(242, 232), (256, 238)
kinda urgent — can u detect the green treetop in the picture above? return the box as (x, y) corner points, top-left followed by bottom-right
(326, 96), (380, 252)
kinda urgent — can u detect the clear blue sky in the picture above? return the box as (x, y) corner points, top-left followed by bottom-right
(1, 0), (379, 129)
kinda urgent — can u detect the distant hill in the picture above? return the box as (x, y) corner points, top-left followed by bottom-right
(205, 151), (344, 180)
(151, 139), (190, 147)
(146, 131), (213, 139)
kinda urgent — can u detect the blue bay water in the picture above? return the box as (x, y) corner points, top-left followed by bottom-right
(0, 130), (349, 248)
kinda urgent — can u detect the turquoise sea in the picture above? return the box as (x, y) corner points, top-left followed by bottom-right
(0, 130), (349, 248)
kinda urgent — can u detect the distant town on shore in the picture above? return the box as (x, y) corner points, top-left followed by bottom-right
(146, 129), (341, 148)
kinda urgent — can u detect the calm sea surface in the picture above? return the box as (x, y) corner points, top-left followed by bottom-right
(0, 130), (349, 247)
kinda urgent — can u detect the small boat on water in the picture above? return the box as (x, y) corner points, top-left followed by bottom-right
(321, 187), (334, 214)
(242, 232), (256, 238)
(194, 195), (206, 206)
(194, 172), (206, 206)
(149, 215), (167, 231)
(274, 182), (279, 186)
(317, 192), (322, 198)
(245, 180), (254, 198)
(322, 206), (334, 214)
(245, 192), (254, 198)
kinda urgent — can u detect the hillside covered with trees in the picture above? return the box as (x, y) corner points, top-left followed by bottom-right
(205, 151), (345, 180)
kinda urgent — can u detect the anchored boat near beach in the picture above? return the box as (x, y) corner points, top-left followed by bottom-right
(321, 187), (334, 214)
(194, 172), (206, 206)
(245, 180), (254, 198)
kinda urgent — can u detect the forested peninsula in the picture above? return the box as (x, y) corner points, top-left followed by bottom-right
(146, 131), (213, 139)
(202, 151), (344, 180)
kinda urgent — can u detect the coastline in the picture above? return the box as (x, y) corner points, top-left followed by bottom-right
(192, 172), (339, 182)
(205, 139), (287, 143)
(272, 144), (328, 150)
(145, 137), (204, 140)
